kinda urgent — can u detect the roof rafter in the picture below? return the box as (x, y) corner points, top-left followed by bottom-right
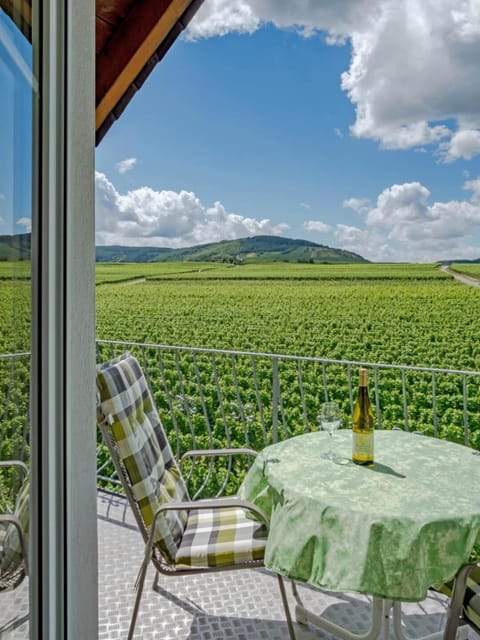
(95, 0), (202, 144)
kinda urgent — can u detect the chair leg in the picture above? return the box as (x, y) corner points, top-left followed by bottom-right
(442, 565), (473, 640)
(152, 569), (159, 591)
(128, 555), (151, 640)
(277, 574), (296, 640)
(291, 579), (299, 600)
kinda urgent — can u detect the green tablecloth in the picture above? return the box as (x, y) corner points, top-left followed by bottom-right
(238, 430), (480, 602)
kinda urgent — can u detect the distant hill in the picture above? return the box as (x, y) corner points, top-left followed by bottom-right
(0, 233), (31, 261)
(95, 244), (173, 263)
(96, 235), (368, 264)
(440, 258), (480, 265)
(0, 233), (368, 264)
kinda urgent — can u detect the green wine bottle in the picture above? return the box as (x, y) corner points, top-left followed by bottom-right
(352, 368), (374, 466)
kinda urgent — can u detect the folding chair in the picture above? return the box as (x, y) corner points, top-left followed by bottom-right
(96, 352), (295, 640)
(440, 562), (480, 640)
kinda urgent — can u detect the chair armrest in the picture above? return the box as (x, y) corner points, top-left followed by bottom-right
(180, 448), (258, 462)
(0, 461), (28, 481)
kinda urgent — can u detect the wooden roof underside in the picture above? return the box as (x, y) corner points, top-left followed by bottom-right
(1, 0), (204, 145)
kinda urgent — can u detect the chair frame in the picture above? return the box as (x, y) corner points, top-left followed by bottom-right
(98, 414), (295, 640)
(0, 460), (29, 592)
(442, 562), (480, 640)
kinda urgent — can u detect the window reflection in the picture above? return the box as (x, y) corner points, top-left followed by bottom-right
(0, 2), (32, 636)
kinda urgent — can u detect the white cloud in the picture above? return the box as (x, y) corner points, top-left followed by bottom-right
(0, 193), (5, 200)
(95, 171), (289, 246)
(188, 0), (480, 159)
(186, 0), (259, 39)
(335, 224), (394, 262)
(439, 130), (480, 163)
(16, 217), (31, 232)
(343, 197), (370, 214)
(115, 157), (137, 174)
(464, 176), (480, 204)
(334, 128), (344, 139)
(300, 202), (311, 209)
(338, 180), (480, 261)
(0, 217), (4, 225)
(303, 220), (331, 233)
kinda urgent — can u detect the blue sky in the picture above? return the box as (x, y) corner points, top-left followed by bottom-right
(2, 1), (480, 262)
(0, 11), (32, 236)
(94, 0), (480, 262)
(97, 28), (468, 226)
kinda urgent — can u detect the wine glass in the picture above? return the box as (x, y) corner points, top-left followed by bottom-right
(318, 401), (342, 461)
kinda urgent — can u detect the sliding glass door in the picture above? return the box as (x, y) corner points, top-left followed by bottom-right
(1, 1), (97, 638)
(0, 4), (33, 636)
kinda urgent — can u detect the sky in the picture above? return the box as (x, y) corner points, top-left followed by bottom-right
(2, 2), (480, 262)
(0, 11), (32, 237)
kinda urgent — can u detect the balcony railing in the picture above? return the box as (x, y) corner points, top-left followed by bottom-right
(1, 343), (480, 496)
(95, 340), (480, 496)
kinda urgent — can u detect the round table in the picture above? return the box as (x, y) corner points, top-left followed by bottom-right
(239, 430), (480, 601)
(238, 430), (480, 640)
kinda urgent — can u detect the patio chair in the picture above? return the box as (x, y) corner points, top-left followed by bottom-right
(96, 352), (296, 640)
(0, 460), (29, 593)
(439, 562), (480, 640)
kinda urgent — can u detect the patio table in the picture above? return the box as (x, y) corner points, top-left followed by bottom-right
(238, 429), (480, 640)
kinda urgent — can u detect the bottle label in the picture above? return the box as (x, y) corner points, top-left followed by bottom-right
(353, 432), (374, 458)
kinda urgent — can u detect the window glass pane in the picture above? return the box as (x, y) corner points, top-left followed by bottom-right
(0, 2), (33, 637)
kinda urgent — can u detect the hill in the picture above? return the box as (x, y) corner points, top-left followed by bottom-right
(0, 233), (368, 264)
(95, 235), (368, 264)
(0, 233), (31, 261)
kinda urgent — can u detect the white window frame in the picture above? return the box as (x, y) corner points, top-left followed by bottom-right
(30, 1), (97, 638)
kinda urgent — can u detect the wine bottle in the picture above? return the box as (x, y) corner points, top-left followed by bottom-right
(352, 368), (374, 466)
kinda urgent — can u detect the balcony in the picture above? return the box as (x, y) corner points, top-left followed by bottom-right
(1, 343), (480, 638)
(2, 488), (455, 639)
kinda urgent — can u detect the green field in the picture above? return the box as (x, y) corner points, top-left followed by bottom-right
(3, 261), (480, 488)
(96, 261), (449, 283)
(95, 263), (478, 369)
(451, 263), (480, 280)
(1, 261), (479, 388)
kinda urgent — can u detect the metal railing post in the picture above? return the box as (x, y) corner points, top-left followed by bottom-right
(272, 357), (280, 443)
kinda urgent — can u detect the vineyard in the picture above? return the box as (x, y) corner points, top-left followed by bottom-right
(451, 263), (480, 280)
(2, 261), (480, 496)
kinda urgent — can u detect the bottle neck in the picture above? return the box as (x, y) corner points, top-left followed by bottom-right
(359, 369), (368, 387)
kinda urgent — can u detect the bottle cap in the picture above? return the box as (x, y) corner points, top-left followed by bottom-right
(359, 368), (368, 386)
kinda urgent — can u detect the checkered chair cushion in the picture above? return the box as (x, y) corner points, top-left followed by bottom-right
(0, 475), (29, 587)
(175, 503), (267, 569)
(96, 352), (189, 564)
(436, 567), (480, 632)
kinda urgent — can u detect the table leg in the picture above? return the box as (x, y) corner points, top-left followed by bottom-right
(392, 601), (444, 640)
(295, 597), (383, 640)
(295, 597), (448, 640)
(383, 600), (393, 640)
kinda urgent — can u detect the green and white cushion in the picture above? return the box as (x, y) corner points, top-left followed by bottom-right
(96, 352), (189, 564)
(435, 567), (480, 632)
(0, 475), (29, 586)
(175, 503), (267, 569)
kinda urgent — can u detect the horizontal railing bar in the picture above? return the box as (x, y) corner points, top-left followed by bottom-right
(96, 339), (480, 377)
(3, 344), (480, 378)
(0, 352), (30, 359)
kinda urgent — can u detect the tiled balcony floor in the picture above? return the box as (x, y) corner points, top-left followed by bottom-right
(2, 491), (477, 640)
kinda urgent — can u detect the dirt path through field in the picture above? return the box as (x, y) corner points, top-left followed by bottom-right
(121, 278), (146, 286)
(440, 265), (480, 287)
